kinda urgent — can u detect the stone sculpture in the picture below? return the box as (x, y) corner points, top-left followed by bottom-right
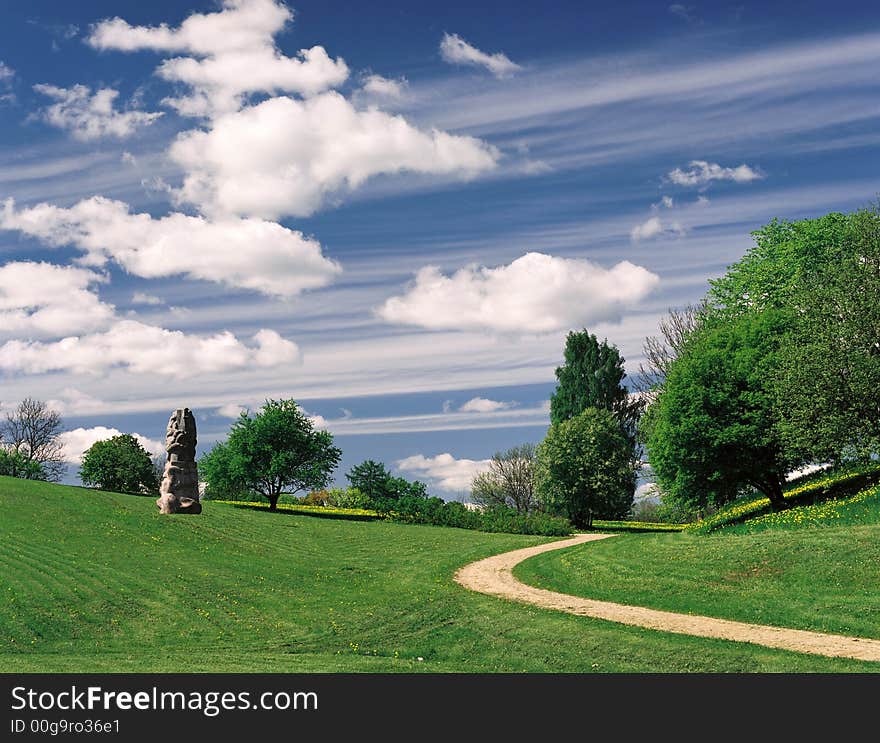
(156, 407), (202, 514)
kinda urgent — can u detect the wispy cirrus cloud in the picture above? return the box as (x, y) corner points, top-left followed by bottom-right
(0, 61), (15, 103)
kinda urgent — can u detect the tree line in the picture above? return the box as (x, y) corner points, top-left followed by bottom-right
(9, 204), (875, 527)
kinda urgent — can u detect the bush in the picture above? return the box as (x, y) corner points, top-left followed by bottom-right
(328, 487), (372, 509)
(0, 448), (44, 480)
(301, 490), (331, 506)
(79, 434), (159, 495)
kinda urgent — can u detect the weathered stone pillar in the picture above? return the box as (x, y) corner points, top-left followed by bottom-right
(156, 407), (202, 514)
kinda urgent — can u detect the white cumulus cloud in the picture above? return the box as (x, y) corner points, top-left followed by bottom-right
(131, 292), (163, 306)
(459, 397), (514, 413)
(396, 452), (491, 492)
(33, 84), (163, 141)
(360, 74), (406, 99)
(378, 252), (659, 333)
(1, 196), (340, 298)
(666, 160), (763, 187)
(0, 261), (115, 339)
(0, 320), (299, 378)
(216, 403), (248, 419)
(87, 0), (348, 116)
(439, 33), (521, 78)
(168, 92), (499, 219)
(630, 215), (686, 241)
(58, 426), (165, 464)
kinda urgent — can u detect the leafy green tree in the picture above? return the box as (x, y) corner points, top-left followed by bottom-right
(774, 205), (880, 460)
(708, 211), (856, 316)
(199, 441), (248, 500)
(470, 443), (537, 513)
(199, 399), (341, 511)
(79, 434), (159, 494)
(346, 460), (393, 500)
(386, 476), (427, 500)
(550, 330), (637, 429)
(536, 407), (636, 527)
(0, 448), (44, 479)
(643, 310), (800, 513)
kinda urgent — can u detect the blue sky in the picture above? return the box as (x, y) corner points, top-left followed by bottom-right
(1, 0), (878, 497)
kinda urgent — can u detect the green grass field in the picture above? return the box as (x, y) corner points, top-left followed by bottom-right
(2, 477), (877, 672)
(517, 485), (880, 641)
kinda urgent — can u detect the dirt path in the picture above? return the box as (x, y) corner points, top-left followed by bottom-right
(454, 533), (880, 663)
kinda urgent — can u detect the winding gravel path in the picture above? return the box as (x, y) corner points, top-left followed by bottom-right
(454, 533), (880, 662)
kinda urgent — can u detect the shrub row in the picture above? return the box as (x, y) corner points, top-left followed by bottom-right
(215, 495), (572, 536)
(375, 496), (572, 536)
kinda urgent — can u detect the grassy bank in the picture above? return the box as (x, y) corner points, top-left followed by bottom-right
(516, 490), (880, 642)
(1, 477), (875, 672)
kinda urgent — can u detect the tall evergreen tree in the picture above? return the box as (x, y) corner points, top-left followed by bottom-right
(549, 330), (638, 434)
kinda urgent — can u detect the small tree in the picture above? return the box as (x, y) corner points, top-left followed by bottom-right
(80, 434), (159, 494)
(386, 476), (428, 500)
(536, 408), (637, 527)
(0, 448), (44, 479)
(346, 460), (393, 501)
(1, 398), (65, 481)
(199, 399), (341, 510)
(470, 444), (537, 513)
(199, 441), (247, 500)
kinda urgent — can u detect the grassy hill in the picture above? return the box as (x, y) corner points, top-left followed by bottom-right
(516, 482), (880, 642)
(1, 477), (877, 672)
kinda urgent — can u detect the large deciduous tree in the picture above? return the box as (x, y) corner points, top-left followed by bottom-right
(0, 398), (65, 481)
(80, 434), (159, 495)
(643, 310), (800, 513)
(470, 444), (537, 513)
(773, 205), (880, 460)
(199, 399), (341, 510)
(536, 408), (636, 527)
